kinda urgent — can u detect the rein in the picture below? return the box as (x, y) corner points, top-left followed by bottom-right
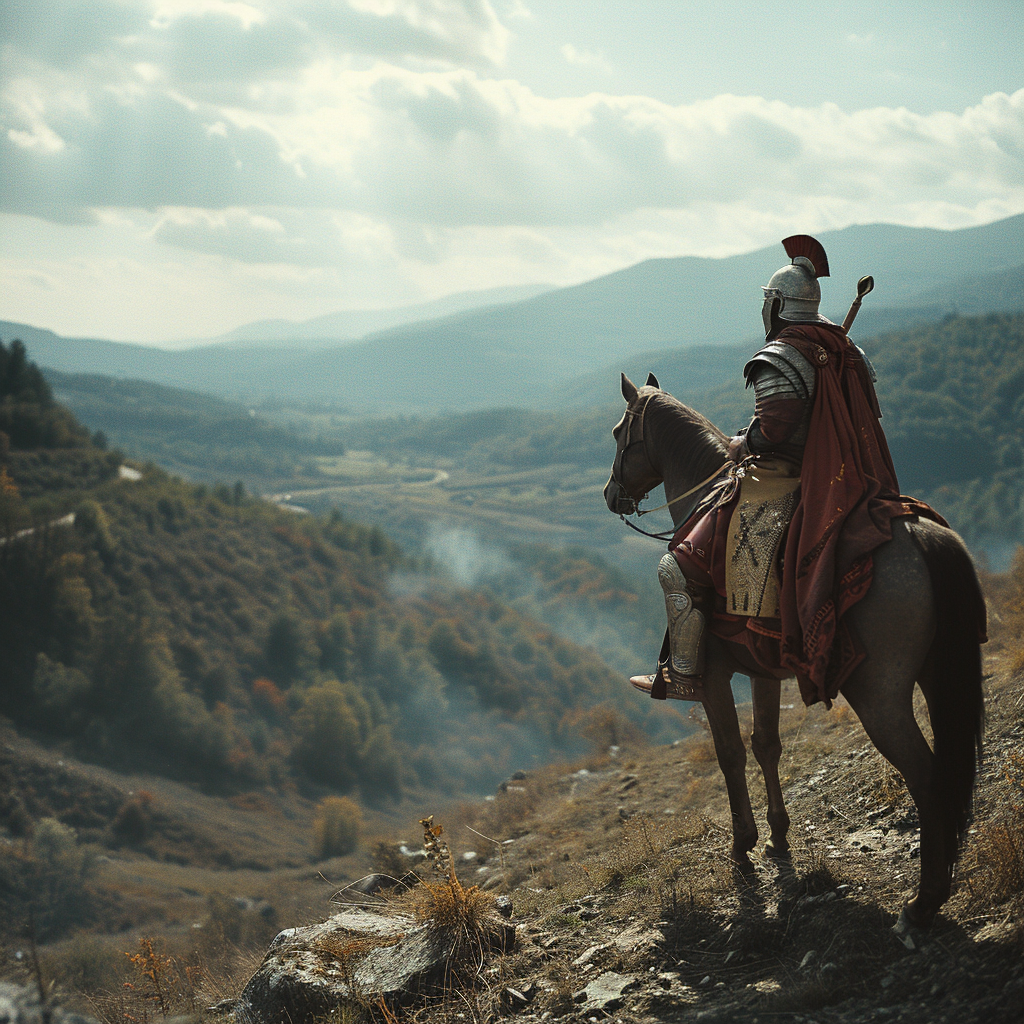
(635, 461), (733, 517)
(618, 462), (732, 541)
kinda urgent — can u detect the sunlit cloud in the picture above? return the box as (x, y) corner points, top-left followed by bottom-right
(560, 43), (612, 74)
(0, 0), (1021, 339)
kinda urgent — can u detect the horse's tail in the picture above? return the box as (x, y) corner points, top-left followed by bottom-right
(908, 520), (986, 866)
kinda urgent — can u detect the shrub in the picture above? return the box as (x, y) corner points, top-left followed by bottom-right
(312, 795), (363, 859)
(292, 682), (362, 789)
(252, 676), (287, 719)
(112, 791), (155, 846)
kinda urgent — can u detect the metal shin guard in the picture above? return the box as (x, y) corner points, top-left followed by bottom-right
(658, 552), (710, 678)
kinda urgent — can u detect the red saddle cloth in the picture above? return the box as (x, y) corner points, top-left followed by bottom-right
(671, 323), (947, 707)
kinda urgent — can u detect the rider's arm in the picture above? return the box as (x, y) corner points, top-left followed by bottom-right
(741, 343), (817, 456)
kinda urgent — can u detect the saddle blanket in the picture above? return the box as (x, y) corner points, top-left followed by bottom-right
(724, 458), (800, 618)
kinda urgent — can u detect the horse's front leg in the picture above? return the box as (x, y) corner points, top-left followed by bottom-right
(701, 644), (758, 866)
(750, 675), (790, 859)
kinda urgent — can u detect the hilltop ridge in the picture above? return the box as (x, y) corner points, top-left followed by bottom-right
(5, 215), (1022, 415)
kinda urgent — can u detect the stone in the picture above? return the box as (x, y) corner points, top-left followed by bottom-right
(572, 943), (609, 966)
(576, 972), (639, 1012)
(612, 923), (664, 954)
(236, 904), (514, 1024)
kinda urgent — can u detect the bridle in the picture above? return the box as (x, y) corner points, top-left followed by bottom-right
(610, 391), (732, 541)
(609, 393), (655, 518)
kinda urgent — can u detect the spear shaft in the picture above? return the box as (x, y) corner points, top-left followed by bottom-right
(842, 275), (874, 333)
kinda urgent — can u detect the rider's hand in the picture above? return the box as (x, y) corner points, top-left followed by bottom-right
(728, 435), (748, 463)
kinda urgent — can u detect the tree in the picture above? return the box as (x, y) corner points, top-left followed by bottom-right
(292, 682), (363, 789)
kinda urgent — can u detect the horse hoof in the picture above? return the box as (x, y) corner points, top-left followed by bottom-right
(731, 851), (756, 875)
(904, 894), (938, 928)
(893, 908), (921, 949)
(894, 899), (934, 947)
(764, 838), (791, 861)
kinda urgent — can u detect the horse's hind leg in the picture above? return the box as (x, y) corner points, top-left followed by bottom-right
(751, 676), (789, 858)
(843, 520), (952, 927)
(842, 672), (945, 923)
(701, 644), (759, 866)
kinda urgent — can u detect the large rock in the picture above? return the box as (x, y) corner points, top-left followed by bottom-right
(237, 905), (514, 1024)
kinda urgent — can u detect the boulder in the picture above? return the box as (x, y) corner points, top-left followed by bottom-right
(237, 901), (514, 1024)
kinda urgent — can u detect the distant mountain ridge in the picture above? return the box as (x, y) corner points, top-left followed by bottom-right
(5, 215), (1022, 415)
(182, 283), (555, 349)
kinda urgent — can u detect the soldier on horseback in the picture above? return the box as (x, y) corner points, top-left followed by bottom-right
(630, 235), (917, 708)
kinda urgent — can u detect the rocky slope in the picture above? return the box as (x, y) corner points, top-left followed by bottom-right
(236, 643), (1023, 1023)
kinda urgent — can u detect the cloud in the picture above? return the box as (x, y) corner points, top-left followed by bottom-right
(4, 25), (1021, 244)
(0, 0), (1021, 326)
(148, 204), (397, 265)
(560, 43), (612, 74)
(304, 0), (510, 67)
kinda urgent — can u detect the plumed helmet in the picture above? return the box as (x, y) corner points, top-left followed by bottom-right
(761, 235), (832, 335)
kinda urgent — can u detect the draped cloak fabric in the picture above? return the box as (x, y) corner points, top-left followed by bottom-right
(670, 322), (948, 707)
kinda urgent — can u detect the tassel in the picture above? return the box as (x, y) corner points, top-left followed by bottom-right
(782, 235), (830, 278)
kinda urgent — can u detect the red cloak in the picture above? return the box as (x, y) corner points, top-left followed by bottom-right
(671, 322), (946, 706)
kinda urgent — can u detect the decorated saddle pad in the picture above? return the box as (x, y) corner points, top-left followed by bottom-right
(725, 458), (801, 618)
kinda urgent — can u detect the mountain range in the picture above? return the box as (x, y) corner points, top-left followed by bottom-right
(4, 215), (1021, 415)
(174, 283), (554, 349)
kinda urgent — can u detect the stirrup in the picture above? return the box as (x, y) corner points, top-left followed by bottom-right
(629, 661), (705, 702)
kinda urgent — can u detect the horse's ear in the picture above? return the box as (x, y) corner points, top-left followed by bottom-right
(621, 373), (639, 403)
(646, 372), (660, 389)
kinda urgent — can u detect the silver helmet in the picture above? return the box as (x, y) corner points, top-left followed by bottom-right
(761, 235), (832, 336)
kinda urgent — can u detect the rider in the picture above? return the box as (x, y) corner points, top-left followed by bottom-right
(631, 235), (932, 708)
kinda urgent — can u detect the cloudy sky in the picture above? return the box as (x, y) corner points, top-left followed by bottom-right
(1, 1), (1021, 343)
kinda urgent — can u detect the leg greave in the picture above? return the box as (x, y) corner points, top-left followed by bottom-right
(658, 553), (711, 677)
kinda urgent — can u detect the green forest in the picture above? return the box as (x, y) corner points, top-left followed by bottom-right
(2, 340), (677, 815)
(46, 314), (1024, 549)
(340, 312), (1024, 544)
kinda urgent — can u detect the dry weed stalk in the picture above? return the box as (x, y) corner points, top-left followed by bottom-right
(121, 938), (176, 1020)
(408, 817), (500, 951)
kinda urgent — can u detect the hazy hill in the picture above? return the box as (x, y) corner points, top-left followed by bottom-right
(190, 283), (554, 348)
(38, 312), (1024, 558)
(5, 215), (1021, 414)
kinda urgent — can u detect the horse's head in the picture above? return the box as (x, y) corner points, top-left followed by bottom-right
(604, 371), (664, 515)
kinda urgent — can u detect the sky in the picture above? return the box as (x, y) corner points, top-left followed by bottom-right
(1, 1), (1021, 343)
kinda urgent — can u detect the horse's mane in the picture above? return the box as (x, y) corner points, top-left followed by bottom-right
(644, 388), (731, 482)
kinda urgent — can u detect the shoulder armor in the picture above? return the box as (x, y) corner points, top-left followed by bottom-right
(743, 340), (817, 400)
(856, 345), (878, 383)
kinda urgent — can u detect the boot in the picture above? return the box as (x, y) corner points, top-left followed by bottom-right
(629, 553), (712, 702)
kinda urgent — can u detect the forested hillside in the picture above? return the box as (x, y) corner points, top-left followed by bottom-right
(34, 315), (1024, 702)
(2, 340), (669, 812)
(334, 313), (1024, 547)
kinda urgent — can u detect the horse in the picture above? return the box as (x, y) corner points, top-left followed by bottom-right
(603, 372), (985, 931)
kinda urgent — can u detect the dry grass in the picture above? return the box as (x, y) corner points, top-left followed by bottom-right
(961, 749), (1024, 911)
(82, 935), (263, 1024)
(684, 737), (719, 765)
(868, 758), (908, 810)
(316, 934), (401, 968)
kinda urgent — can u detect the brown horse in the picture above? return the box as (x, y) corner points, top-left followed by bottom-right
(603, 373), (985, 931)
